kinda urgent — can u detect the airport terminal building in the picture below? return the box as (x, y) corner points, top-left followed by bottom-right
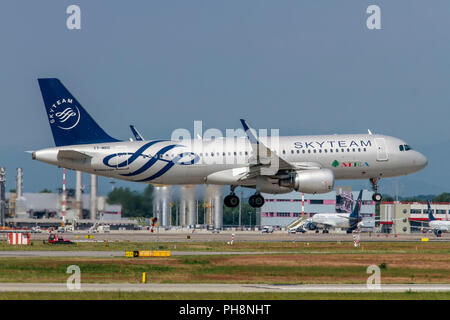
(379, 201), (450, 234)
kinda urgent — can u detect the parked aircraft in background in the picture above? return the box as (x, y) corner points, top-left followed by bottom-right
(304, 190), (364, 233)
(411, 201), (450, 237)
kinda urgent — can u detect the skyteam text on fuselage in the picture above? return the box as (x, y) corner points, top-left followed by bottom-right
(32, 79), (428, 208)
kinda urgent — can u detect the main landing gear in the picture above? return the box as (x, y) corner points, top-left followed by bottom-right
(224, 187), (240, 208)
(248, 192), (264, 208)
(223, 187), (265, 208)
(370, 178), (383, 202)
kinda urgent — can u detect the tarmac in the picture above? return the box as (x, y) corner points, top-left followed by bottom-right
(0, 283), (449, 293)
(5, 230), (448, 242)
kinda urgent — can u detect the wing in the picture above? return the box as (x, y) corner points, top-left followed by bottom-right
(239, 119), (321, 180)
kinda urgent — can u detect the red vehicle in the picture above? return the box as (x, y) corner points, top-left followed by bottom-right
(47, 234), (74, 244)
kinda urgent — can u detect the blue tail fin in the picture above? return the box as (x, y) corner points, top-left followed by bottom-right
(349, 190), (364, 220)
(38, 78), (119, 147)
(427, 201), (436, 221)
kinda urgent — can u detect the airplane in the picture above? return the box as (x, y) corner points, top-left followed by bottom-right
(411, 201), (450, 237)
(32, 78), (428, 208)
(304, 190), (364, 233)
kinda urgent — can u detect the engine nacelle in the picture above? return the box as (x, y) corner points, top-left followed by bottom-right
(279, 169), (334, 194)
(304, 222), (316, 230)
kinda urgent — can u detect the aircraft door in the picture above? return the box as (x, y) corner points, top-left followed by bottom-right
(374, 138), (388, 161)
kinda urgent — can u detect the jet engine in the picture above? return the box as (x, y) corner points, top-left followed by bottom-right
(304, 222), (317, 230)
(278, 169), (334, 194)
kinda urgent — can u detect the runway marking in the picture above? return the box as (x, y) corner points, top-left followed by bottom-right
(0, 283), (449, 293)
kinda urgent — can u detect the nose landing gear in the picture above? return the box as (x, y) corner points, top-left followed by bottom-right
(370, 178), (383, 202)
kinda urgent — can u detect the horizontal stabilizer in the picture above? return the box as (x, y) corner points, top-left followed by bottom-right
(57, 150), (92, 160)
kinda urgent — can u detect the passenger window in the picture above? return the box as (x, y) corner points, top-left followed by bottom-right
(302, 150), (305, 154)
(308, 150), (311, 153)
(313, 150), (316, 153)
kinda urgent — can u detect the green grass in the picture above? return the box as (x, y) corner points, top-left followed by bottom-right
(1, 240), (449, 255)
(0, 256), (448, 284)
(0, 291), (449, 300)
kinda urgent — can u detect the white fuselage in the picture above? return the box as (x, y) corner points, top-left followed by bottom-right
(430, 220), (450, 232)
(311, 213), (354, 229)
(33, 133), (427, 192)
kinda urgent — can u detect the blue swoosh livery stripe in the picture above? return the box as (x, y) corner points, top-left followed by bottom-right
(102, 140), (199, 182)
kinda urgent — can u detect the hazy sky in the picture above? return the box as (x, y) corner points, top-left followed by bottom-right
(0, 1), (449, 194)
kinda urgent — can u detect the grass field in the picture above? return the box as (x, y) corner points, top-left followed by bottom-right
(0, 291), (449, 300)
(0, 240), (449, 254)
(0, 251), (449, 284)
(1, 241), (448, 300)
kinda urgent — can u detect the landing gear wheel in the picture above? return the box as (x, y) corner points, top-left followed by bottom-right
(249, 194), (265, 208)
(369, 178), (382, 202)
(372, 193), (382, 202)
(224, 194), (239, 208)
(323, 229), (329, 234)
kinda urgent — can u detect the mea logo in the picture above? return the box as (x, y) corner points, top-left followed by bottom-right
(48, 98), (81, 130)
(332, 160), (369, 168)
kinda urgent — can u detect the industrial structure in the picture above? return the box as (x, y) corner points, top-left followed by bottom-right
(379, 201), (450, 234)
(2, 168), (132, 229)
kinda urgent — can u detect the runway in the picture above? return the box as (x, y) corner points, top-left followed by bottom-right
(0, 283), (449, 293)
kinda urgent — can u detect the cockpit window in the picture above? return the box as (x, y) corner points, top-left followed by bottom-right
(399, 144), (412, 151)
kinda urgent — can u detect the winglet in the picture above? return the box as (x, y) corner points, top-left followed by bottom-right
(129, 125), (144, 141)
(240, 119), (259, 145)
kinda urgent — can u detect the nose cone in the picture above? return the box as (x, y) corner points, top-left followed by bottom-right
(413, 151), (428, 171)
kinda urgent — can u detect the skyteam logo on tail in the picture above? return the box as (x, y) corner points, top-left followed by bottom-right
(48, 98), (81, 130)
